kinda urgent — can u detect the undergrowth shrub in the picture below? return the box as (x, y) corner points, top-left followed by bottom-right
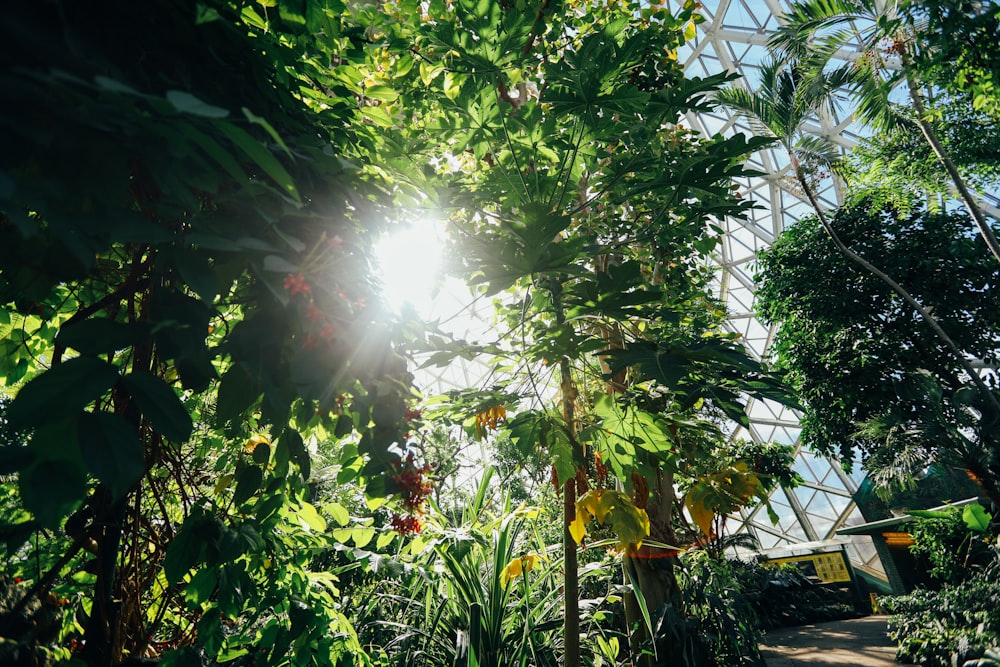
(733, 559), (860, 630)
(658, 551), (766, 667)
(882, 573), (1000, 666)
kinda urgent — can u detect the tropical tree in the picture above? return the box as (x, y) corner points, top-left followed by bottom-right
(770, 0), (1000, 261)
(905, 0), (1000, 118)
(716, 60), (1000, 428)
(359, 3), (798, 662)
(0, 2), (802, 666)
(755, 197), (1000, 505)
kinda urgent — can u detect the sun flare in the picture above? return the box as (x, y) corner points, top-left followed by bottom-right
(374, 222), (444, 316)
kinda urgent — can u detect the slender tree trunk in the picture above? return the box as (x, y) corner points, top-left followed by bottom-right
(901, 62), (1000, 263)
(562, 471), (580, 667)
(549, 277), (581, 667)
(794, 168), (1000, 415)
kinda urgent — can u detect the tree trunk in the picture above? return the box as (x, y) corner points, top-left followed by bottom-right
(623, 469), (683, 666)
(901, 59), (1000, 264)
(550, 275), (582, 667)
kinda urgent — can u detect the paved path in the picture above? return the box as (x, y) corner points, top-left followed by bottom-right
(759, 616), (916, 666)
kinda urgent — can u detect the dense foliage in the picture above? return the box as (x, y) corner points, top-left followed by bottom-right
(882, 563), (1000, 666)
(755, 197), (1000, 502)
(0, 0), (808, 665)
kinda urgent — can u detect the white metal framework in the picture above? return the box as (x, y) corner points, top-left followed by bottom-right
(679, 0), (884, 578)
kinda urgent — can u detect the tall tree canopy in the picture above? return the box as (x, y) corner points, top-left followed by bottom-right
(756, 197), (1000, 503)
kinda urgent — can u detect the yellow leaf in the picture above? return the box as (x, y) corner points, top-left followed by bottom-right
(243, 434), (270, 453)
(686, 495), (715, 536)
(575, 489), (650, 548)
(684, 20), (697, 41)
(569, 511), (588, 544)
(214, 473), (234, 495)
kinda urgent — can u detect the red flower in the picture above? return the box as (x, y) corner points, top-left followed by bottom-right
(404, 407), (423, 422)
(304, 303), (323, 322)
(320, 322), (339, 340)
(283, 273), (311, 296)
(390, 513), (422, 535)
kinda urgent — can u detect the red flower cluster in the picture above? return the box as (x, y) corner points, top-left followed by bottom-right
(393, 453), (433, 511)
(389, 453), (433, 536)
(390, 514), (422, 535)
(404, 406), (423, 422)
(283, 273), (311, 296)
(595, 451), (608, 487)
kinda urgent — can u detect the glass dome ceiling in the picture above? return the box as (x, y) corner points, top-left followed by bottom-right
(680, 0), (883, 578)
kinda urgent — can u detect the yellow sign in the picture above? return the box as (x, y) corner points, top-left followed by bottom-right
(769, 551), (852, 583)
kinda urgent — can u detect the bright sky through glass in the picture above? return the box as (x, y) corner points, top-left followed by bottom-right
(374, 222), (444, 317)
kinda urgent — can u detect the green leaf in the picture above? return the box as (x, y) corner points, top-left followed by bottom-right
(242, 107), (294, 159)
(360, 105), (395, 128)
(216, 365), (260, 424)
(77, 411), (146, 499)
(123, 371), (193, 443)
(233, 466), (263, 505)
(172, 250), (220, 304)
(352, 527), (376, 548)
(325, 502), (350, 527)
(185, 567), (219, 607)
(295, 501), (327, 532)
(962, 503), (992, 532)
(19, 458), (86, 528)
(7, 357), (120, 430)
(217, 122), (301, 202)
(167, 90), (230, 118)
(365, 86), (399, 102)
(0, 446), (35, 475)
(282, 429), (310, 480)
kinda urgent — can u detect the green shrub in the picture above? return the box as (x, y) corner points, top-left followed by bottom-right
(908, 505), (995, 586)
(882, 557), (1000, 666)
(661, 551), (766, 667)
(731, 559), (859, 630)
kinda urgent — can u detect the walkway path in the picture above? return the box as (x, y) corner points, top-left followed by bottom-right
(759, 615), (916, 666)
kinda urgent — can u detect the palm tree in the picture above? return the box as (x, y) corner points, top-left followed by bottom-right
(769, 0), (1000, 263)
(715, 59), (1000, 418)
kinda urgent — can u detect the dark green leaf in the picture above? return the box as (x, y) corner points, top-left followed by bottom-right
(282, 429), (310, 480)
(77, 411), (146, 499)
(233, 466), (263, 505)
(0, 446), (35, 475)
(19, 458), (86, 528)
(167, 90), (230, 118)
(7, 357), (119, 430)
(172, 250), (220, 304)
(185, 567), (219, 607)
(217, 122), (301, 202)
(216, 365), (260, 425)
(122, 371), (193, 443)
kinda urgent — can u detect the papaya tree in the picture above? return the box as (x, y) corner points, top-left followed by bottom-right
(328, 0), (797, 663)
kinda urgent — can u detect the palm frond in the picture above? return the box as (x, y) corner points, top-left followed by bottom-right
(793, 134), (842, 168)
(770, 0), (874, 60)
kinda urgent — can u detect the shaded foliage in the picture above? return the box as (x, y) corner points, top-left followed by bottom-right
(756, 197), (1000, 501)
